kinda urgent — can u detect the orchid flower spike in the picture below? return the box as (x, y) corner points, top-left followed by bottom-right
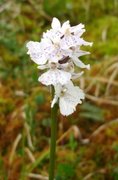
(26, 17), (92, 116)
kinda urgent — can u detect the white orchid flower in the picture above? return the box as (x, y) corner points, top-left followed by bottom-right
(51, 81), (85, 116)
(38, 62), (71, 86)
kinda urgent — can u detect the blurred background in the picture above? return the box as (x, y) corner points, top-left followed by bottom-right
(0, 0), (118, 179)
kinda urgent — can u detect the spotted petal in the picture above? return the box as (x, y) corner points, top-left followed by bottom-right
(38, 69), (71, 86)
(59, 82), (85, 116)
(26, 41), (47, 65)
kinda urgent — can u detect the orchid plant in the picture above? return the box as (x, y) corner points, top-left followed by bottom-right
(26, 17), (92, 180)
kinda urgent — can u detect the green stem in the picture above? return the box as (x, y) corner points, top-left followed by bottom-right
(49, 86), (58, 180)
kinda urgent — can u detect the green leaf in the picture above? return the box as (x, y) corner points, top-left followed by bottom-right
(80, 102), (105, 122)
(35, 93), (45, 105)
(112, 167), (118, 180)
(68, 133), (78, 151)
(56, 163), (75, 180)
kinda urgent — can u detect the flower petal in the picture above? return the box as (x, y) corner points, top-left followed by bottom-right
(59, 98), (76, 116)
(61, 20), (70, 34)
(59, 81), (85, 116)
(70, 23), (85, 33)
(79, 38), (93, 46)
(72, 57), (90, 70)
(51, 17), (61, 30)
(38, 69), (71, 86)
(72, 71), (84, 79)
(60, 36), (74, 49)
(51, 95), (58, 108)
(37, 64), (49, 70)
(26, 41), (47, 65)
(74, 50), (90, 57)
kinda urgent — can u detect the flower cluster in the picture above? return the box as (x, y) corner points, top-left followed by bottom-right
(26, 17), (92, 116)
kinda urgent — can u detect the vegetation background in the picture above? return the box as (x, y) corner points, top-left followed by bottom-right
(0, 0), (118, 179)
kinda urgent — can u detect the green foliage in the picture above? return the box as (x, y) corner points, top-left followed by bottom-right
(88, 16), (118, 58)
(25, 104), (36, 136)
(35, 93), (45, 105)
(112, 143), (118, 153)
(0, 156), (7, 180)
(56, 163), (75, 180)
(25, 104), (35, 125)
(112, 167), (118, 180)
(43, 0), (67, 17)
(0, 98), (15, 115)
(67, 133), (78, 151)
(42, 118), (51, 127)
(80, 102), (105, 122)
